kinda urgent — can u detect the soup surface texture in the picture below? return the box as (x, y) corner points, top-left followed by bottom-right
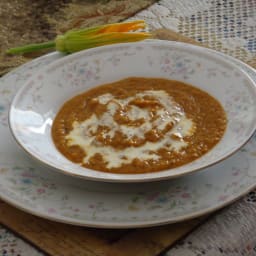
(52, 77), (227, 174)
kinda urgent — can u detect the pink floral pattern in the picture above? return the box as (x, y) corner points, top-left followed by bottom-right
(0, 45), (255, 228)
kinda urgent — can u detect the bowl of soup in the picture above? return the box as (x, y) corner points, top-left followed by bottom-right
(9, 40), (256, 182)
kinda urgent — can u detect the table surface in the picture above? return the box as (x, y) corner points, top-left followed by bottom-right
(1, 0), (256, 255)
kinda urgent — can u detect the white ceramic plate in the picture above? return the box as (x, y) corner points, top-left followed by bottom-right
(0, 46), (256, 228)
(8, 41), (256, 182)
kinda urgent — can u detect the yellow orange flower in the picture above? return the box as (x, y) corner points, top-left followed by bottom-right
(7, 20), (152, 55)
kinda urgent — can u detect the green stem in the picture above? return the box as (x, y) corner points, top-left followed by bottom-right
(6, 41), (56, 54)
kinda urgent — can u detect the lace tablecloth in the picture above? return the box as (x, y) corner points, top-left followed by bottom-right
(134, 0), (256, 67)
(1, 0), (256, 255)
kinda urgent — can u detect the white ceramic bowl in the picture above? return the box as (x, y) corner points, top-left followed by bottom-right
(9, 41), (256, 182)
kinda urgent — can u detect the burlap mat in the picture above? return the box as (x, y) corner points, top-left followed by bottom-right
(0, 0), (156, 76)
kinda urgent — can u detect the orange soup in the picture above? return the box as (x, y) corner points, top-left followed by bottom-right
(52, 77), (227, 174)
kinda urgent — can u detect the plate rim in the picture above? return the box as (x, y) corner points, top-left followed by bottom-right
(0, 44), (256, 228)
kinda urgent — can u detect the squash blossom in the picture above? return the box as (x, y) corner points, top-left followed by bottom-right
(6, 20), (152, 55)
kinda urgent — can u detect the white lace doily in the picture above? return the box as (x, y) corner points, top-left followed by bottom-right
(133, 0), (256, 66)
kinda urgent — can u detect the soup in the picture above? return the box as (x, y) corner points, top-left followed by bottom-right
(52, 77), (227, 174)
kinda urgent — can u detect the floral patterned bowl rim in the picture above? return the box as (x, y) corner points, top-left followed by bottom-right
(8, 41), (256, 182)
(0, 44), (256, 228)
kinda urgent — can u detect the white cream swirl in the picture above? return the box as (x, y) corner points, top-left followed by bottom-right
(66, 90), (195, 169)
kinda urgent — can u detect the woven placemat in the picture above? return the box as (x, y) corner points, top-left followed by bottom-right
(0, 0), (156, 76)
(0, 201), (205, 256)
